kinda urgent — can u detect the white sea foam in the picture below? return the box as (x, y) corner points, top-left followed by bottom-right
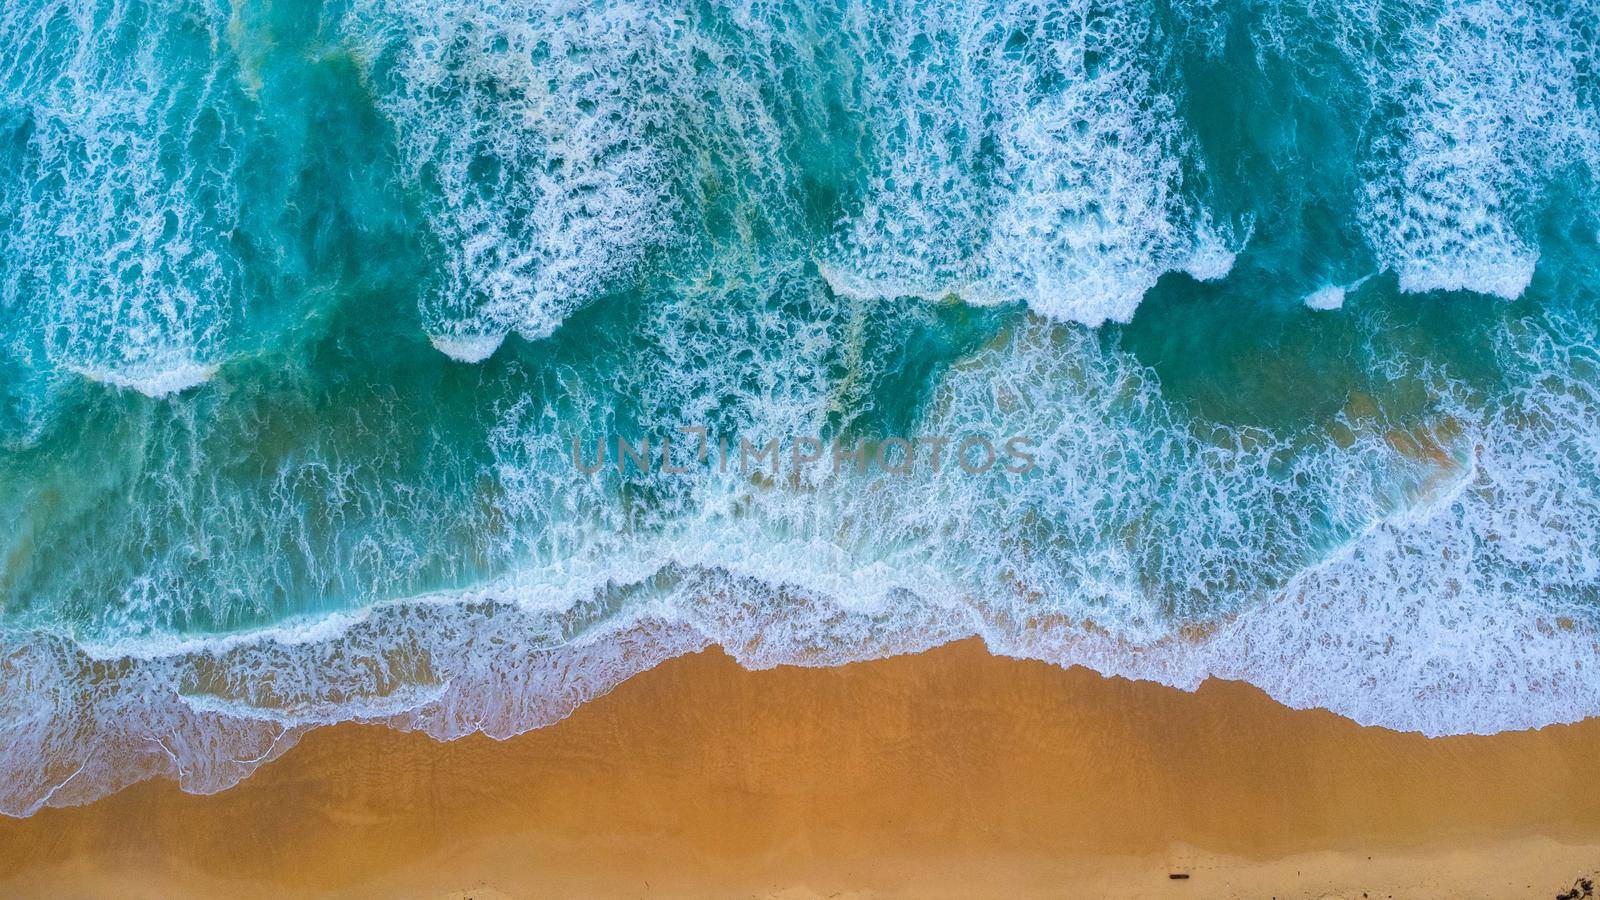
(1348, 0), (1597, 300)
(69, 360), (219, 398)
(344, 0), (686, 348)
(820, 0), (1238, 326)
(0, 0), (246, 390)
(345, 0), (1247, 338)
(427, 332), (506, 364)
(1302, 273), (1374, 311)
(1303, 284), (1346, 311)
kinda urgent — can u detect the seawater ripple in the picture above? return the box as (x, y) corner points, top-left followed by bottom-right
(0, 0), (1598, 815)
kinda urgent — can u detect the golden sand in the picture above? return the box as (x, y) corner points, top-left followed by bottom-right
(1, 640), (1598, 898)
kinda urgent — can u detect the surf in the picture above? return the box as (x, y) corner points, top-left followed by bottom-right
(1, 0), (1598, 818)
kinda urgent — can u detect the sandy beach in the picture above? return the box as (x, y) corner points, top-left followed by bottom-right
(1, 639), (1598, 898)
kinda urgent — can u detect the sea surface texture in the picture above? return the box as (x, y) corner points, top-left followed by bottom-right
(2, 0), (1599, 815)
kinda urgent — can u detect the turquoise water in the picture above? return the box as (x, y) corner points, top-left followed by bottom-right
(1, 0), (1598, 814)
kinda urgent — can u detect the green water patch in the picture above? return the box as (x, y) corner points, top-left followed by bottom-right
(1122, 276), (1511, 430)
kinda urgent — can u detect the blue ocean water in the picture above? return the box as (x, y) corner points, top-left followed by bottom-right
(1, 0), (1598, 815)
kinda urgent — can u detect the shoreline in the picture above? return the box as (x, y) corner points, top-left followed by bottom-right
(2, 639), (1598, 897)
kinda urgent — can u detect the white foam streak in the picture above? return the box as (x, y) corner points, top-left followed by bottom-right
(69, 359), (218, 398)
(428, 332), (506, 364)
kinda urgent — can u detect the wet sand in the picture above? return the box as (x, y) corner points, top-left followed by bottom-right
(1, 639), (1598, 898)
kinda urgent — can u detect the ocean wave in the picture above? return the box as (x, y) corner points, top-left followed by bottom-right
(821, 0), (1242, 325)
(346, 0), (685, 351)
(0, 0), (249, 396)
(5, 470), (1596, 818)
(7, 299), (1600, 816)
(1315, 0), (1595, 300)
(4, 0), (1594, 375)
(68, 360), (219, 399)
